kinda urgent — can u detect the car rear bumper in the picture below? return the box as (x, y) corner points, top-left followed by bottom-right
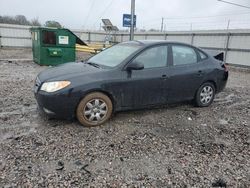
(34, 90), (80, 119)
(217, 71), (228, 93)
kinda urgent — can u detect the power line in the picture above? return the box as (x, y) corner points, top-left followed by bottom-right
(218, 0), (250, 9)
(141, 11), (250, 26)
(83, 0), (96, 27)
(165, 19), (244, 24)
(144, 19), (250, 31)
(92, 0), (115, 28)
(164, 12), (250, 20)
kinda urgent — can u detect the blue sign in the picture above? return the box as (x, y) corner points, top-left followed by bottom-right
(123, 14), (136, 27)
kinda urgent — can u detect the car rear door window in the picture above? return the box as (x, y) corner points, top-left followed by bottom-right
(172, 45), (197, 66)
(133, 45), (168, 69)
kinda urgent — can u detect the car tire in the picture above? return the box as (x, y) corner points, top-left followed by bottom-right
(76, 92), (113, 127)
(195, 82), (215, 107)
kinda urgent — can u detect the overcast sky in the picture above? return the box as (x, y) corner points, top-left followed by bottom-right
(1, 0), (250, 30)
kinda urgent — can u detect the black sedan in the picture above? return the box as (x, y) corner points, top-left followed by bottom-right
(34, 41), (228, 127)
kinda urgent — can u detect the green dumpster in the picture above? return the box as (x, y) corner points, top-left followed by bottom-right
(30, 27), (86, 66)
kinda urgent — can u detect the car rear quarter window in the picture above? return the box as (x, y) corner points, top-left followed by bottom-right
(172, 45), (197, 66)
(133, 45), (168, 69)
(198, 50), (208, 60)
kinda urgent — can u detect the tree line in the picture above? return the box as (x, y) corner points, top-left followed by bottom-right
(0, 15), (62, 28)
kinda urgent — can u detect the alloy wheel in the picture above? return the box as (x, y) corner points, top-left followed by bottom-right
(200, 86), (213, 105)
(83, 99), (108, 123)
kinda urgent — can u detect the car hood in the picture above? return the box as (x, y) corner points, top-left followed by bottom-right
(38, 62), (104, 82)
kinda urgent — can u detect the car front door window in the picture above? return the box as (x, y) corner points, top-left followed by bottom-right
(133, 45), (168, 68)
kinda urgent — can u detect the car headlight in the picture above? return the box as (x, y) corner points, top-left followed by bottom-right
(40, 81), (71, 93)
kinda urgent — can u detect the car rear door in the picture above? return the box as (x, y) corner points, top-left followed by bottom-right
(120, 45), (169, 108)
(166, 44), (208, 103)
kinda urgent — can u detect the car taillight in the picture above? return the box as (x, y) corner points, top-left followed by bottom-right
(222, 63), (228, 72)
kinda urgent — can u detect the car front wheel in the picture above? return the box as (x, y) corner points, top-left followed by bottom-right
(76, 92), (113, 127)
(195, 82), (215, 107)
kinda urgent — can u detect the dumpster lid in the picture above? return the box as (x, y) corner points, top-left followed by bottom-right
(30, 27), (87, 46)
(66, 29), (87, 46)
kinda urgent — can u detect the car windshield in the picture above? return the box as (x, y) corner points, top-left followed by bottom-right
(87, 43), (141, 68)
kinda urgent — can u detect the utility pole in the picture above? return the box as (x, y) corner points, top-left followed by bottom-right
(161, 17), (164, 32)
(227, 19), (230, 30)
(130, 0), (135, 40)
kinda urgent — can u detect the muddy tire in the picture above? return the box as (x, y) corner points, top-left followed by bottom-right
(76, 92), (113, 127)
(195, 82), (215, 107)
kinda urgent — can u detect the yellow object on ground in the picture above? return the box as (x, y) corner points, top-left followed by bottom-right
(75, 43), (112, 54)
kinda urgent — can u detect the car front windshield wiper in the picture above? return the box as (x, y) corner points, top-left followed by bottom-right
(85, 61), (100, 68)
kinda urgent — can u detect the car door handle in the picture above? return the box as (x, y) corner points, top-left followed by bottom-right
(197, 70), (204, 76)
(161, 74), (168, 79)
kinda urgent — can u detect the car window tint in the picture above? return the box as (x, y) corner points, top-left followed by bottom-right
(172, 45), (197, 66)
(198, 50), (207, 60)
(133, 45), (168, 69)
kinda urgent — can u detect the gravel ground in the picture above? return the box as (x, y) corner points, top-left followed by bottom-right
(0, 48), (249, 187)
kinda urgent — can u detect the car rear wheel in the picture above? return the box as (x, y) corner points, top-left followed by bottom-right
(195, 82), (215, 107)
(76, 92), (113, 127)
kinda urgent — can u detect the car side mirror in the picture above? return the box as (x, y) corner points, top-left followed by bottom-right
(126, 61), (144, 71)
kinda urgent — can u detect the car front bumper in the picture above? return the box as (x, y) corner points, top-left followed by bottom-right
(34, 90), (80, 120)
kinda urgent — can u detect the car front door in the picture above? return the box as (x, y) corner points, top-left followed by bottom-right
(120, 45), (169, 108)
(166, 44), (208, 103)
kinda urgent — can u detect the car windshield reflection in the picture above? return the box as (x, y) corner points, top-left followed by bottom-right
(87, 44), (141, 68)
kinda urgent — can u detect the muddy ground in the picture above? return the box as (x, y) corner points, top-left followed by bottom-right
(0, 48), (249, 187)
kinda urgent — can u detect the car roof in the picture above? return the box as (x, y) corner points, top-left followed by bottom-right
(120, 40), (210, 57)
(124, 40), (193, 47)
